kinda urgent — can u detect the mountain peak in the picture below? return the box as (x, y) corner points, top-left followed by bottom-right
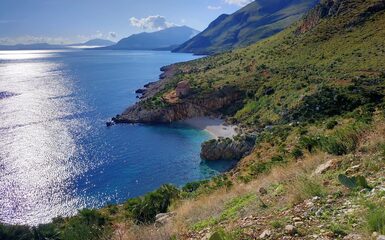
(106, 26), (199, 51)
(173, 0), (318, 55)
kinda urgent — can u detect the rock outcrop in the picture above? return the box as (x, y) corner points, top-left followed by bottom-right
(200, 136), (254, 161)
(175, 81), (191, 98)
(297, 0), (385, 34)
(116, 86), (244, 124)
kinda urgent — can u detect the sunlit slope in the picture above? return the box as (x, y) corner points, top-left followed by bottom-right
(167, 0), (385, 126)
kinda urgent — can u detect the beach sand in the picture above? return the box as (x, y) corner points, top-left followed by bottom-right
(181, 117), (237, 139)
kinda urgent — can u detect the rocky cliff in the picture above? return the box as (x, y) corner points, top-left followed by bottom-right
(200, 136), (255, 161)
(115, 83), (244, 124)
(297, 0), (385, 33)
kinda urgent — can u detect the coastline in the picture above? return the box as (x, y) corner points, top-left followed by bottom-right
(180, 117), (237, 139)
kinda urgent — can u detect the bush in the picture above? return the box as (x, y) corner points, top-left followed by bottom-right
(0, 224), (33, 240)
(291, 176), (325, 204)
(291, 147), (304, 159)
(61, 209), (110, 240)
(125, 184), (179, 224)
(326, 120), (338, 129)
(249, 161), (271, 175)
(271, 155), (284, 162)
(299, 136), (319, 153)
(367, 204), (385, 234)
(182, 180), (209, 193)
(209, 229), (234, 240)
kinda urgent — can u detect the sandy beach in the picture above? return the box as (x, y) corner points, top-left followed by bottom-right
(181, 117), (237, 139)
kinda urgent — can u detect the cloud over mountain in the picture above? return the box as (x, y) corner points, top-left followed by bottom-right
(129, 15), (176, 31)
(208, 5), (222, 10)
(224, 0), (253, 6)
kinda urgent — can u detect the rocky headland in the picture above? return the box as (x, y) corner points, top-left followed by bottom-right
(113, 65), (255, 161)
(114, 76), (244, 124)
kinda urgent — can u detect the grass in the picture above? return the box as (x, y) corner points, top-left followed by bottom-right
(367, 204), (385, 234)
(191, 194), (257, 231)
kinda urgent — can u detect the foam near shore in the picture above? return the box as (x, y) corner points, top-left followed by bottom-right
(181, 117), (237, 139)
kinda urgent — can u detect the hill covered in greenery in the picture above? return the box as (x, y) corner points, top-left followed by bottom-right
(173, 0), (318, 55)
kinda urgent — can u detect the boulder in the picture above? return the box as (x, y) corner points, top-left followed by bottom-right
(259, 229), (271, 239)
(313, 159), (337, 175)
(135, 88), (147, 94)
(285, 225), (297, 235)
(200, 136), (254, 161)
(155, 212), (176, 226)
(343, 233), (363, 240)
(175, 80), (191, 98)
(259, 187), (268, 195)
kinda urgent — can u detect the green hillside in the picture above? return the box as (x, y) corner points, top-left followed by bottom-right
(173, 0), (318, 55)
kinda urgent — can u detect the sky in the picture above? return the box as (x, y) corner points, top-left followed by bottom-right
(0, 0), (253, 45)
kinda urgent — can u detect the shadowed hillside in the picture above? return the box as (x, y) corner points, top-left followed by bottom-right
(173, 0), (318, 55)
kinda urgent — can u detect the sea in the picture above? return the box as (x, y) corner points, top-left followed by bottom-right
(0, 50), (233, 225)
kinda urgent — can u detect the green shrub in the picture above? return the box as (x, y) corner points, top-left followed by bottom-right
(326, 120), (338, 129)
(249, 161), (271, 175)
(209, 229), (234, 240)
(182, 180), (209, 193)
(61, 209), (110, 240)
(299, 136), (319, 153)
(33, 223), (60, 240)
(125, 184), (180, 224)
(291, 147), (304, 159)
(0, 222), (60, 240)
(367, 204), (385, 234)
(271, 155), (284, 162)
(293, 176), (326, 202)
(0, 223), (33, 240)
(270, 220), (284, 229)
(212, 175), (233, 189)
(329, 223), (348, 237)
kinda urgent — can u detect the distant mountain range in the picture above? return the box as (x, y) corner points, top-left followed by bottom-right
(103, 26), (199, 51)
(69, 38), (115, 48)
(173, 0), (318, 55)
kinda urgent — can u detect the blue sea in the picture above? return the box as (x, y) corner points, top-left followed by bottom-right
(0, 50), (233, 225)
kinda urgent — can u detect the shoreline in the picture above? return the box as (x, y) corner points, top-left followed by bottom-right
(180, 117), (237, 139)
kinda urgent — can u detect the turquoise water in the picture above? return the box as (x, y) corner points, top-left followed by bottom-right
(0, 50), (234, 225)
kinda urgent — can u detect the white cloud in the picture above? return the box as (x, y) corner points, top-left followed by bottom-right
(129, 15), (176, 31)
(224, 0), (253, 6)
(208, 5), (222, 10)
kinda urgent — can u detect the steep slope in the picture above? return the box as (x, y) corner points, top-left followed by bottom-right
(106, 26), (199, 50)
(122, 0), (385, 128)
(173, 0), (318, 55)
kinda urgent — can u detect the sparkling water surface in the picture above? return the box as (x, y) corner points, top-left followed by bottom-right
(0, 50), (234, 225)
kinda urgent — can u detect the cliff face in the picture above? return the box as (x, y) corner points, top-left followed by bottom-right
(201, 137), (255, 161)
(298, 0), (385, 33)
(116, 86), (244, 124)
